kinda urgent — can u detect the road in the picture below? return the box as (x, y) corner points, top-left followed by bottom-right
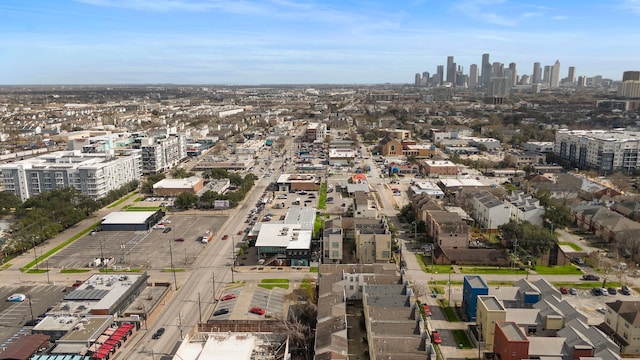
(115, 130), (299, 359)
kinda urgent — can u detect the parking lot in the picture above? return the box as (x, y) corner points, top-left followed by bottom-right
(48, 215), (227, 270)
(0, 284), (67, 349)
(209, 283), (287, 321)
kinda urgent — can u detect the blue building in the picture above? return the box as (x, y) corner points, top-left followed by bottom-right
(462, 275), (489, 322)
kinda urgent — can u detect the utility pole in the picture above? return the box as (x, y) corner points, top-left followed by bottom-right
(197, 292), (202, 324)
(231, 236), (236, 283)
(45, 260), (50, 284)
(212, 271), (216, 301)
(513, 237), (518, 269)
(32, 240), (39, 271)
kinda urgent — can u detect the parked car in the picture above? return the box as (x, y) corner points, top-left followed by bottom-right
(220, 294), (236, 301)
(163, 227), (172, 233)
(213, 308), (229, 316)
(569, 288), (578, 295)
(6, 294), (26, 302)
(174, 237), (184, 242)
(591, 288), (602, 296)
(582, 274), (600, 281)
(597, 307), (607, 314)
(608, 287), (617, 295)
(432, 330), (442, 344)
(621, 285), (632, 295)
(250, 307), (266, 315)
(559, 287), (569, 294)
(222, 234), (229, 240)
(151, 327), (165, 339)
(601, 288), (609, 296)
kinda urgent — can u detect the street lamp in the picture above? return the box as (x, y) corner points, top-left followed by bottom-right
(169, 238), (178, 291)
(32, 240), (39, 271)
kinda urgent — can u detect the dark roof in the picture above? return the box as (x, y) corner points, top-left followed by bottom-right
(439, 248), (510, 266)
(0, 334), (50, 360)
(596, 321), (630, 347)
(607, 300), (640, 325)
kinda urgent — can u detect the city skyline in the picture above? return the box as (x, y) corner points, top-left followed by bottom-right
(2, 0), (640, 85)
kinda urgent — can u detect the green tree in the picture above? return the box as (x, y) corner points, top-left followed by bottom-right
(0, 192), (21, 217)
(170, 167), (195, 179)
(141, 174), (166, 193)
(543, 204), (573, 230)
(174, 192), (199, 209)
(498, 220), (556, 259)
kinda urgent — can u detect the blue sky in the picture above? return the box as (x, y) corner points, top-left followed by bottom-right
(1, 0), (639, 84)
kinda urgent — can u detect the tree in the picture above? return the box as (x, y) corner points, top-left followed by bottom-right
(170, 167), (195, 179)
(141, 174), (166, 193)
(0, 192), (21, 217)
(174, 192), (198, 209)
(543, 204), (573, 230)
(498, 220), (556, 259)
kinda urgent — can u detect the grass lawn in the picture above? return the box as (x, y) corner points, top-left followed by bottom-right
(415, 255), (454, 274)
(309, 267), (318, 273)
(300, 278), (314, 292)
(459, 266), (526, 275)
(534, 264), (582, 275)
(26, 269), (49, 274)
(259, 278), (290, 290)
(452, 330), (472, 348)
(160, 268), (186, 272)
(558, 242), (583, 251)
(107, 192), (138, 209)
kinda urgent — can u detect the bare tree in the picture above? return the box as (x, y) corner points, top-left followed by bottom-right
(615, 230), (640, 264)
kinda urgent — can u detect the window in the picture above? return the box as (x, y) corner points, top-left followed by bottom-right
(332, 242), (339, 248)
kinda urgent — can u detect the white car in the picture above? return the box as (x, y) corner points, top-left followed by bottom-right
(7, 294), (26, 302)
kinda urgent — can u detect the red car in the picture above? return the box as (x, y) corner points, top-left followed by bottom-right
(559, 287), (569, 294)
(422, 304), (432, 316)
(432, 330), (442, 344)
(222, 234), (229, 240)
(220, 294), (236, 301)
(174, 237), (184, 242)
(250, 307), (265, 315)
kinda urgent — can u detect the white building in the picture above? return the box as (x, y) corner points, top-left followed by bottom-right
(506, 191), (545, 226)
(524, 141), (554, 153)
(472, 191), (511, 230)
(0, 150), (141, 201)
(139, 135), (187, 174)
(555, 129), (640, 173)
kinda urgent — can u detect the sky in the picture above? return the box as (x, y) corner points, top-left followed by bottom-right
(1, 0), (640, 85)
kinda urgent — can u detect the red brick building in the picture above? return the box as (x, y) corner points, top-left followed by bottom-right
(493, 321), (529, 360)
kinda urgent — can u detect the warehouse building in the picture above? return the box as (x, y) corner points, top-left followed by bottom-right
(100, 211), (163, 231)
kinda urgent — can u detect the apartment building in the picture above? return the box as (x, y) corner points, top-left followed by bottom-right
(602, 300), (640, 354)
(0, 150), (141, 201)
(555, 129), (640, 173)
(472, 191), (511, 230)
(506, 191), (545, 226)
(138, 135), (186, 174)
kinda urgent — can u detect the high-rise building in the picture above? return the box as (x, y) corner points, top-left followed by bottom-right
(492, 62), (503, 78)
(436, 65), (444, 85)
(422, 71), (430, 87)
(469, 64), (478, 88)
(532, 62), (541, 84)
(415, 73), (421, 87)
(139, 135), (187, 174)
(623, 71), (640, 82)
(577, 76), (587, 87)
(520, 74), (530, 85)
(543, 65), (552, 86)
(508, 63), (517, 87)
(489, 77), (510, 97)
(567, 66), (576, 84)
(550, 60), (561, 88)
(619, 81), (640, 98)
(446, 56), (456, 84)
(481, 53), (491, 88)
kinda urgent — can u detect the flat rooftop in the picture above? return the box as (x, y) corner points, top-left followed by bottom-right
(479, 296), (505, 311)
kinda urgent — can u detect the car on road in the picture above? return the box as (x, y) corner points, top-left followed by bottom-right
(582, 274), (600, 281)
(151, 327), (165, 339)
(220, 294), (236, 301)
(222, 234), (229, 240)
(432, 330), (442, 344)
(250, 307), (266, 315)
(608, 287), (617, 295)
(621, 285), (632, 295)
(237, 230), (243, 235)
(163, 227), (172, 233)
(597, 307), (606, 314)
(304, 199), (313, 203)
(7, 294), (26, 302)
(174, 237), (184, 242)
(213, 308), (229, 316)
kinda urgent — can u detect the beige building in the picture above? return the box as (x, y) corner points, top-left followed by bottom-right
(423, 160), (458, 176)
(477, 295), (507, 350)
(355, 221), (392, 264)
(602, 300), (640, 354)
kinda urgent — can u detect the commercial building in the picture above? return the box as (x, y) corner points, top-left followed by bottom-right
(152, 176), (204, 196)
(304, 122), (327, 143)
(554, 129), (640, 173)
(275, 173), (321, 192)
(463, 275), (489, 322)
(619, 81), (640, 98)
(0, 150), (141, 201)
(100, 211), (163, 231)
(423, 160), (458, 176)
(254, 223), (312, 266)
